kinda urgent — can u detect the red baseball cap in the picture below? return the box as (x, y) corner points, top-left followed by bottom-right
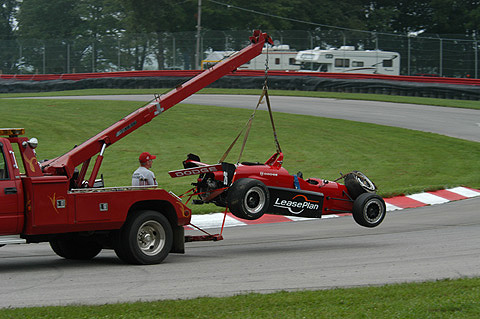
(139, 152), (157, 163)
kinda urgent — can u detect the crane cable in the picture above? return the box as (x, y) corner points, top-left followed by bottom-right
(219, 46), (282, 164)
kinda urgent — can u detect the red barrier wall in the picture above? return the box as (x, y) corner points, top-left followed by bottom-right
(1, 70), (480, 86)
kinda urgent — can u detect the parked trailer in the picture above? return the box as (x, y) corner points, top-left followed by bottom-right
(296, 46), (400, 75)
(202, 45), (300, 71)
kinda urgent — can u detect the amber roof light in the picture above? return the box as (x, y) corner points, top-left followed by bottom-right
(0, 128), (25, 137)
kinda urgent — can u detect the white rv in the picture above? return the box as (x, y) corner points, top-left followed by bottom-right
(202, 45), (301, 71)
(295, 46), (400, 75)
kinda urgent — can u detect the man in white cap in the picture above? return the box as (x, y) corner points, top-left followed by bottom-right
(132, 152), (158, 186)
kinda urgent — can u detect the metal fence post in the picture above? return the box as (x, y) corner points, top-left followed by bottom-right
(407, 35), (411, 76)
(18, 43), (22, 74)
(475, 41), (478, 79)
(117, 37), (121, 70)
(67, 43), (70, 73)
(43, 44), (46, 74)
(438, 35), (443, 77)
(172, 35), (176, 68)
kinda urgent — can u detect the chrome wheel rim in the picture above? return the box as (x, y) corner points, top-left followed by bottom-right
(355, 173), (376, 192)
(137, 220), (165, 256)
(244, 186), (266, 214)
(363, 198), (384, 224)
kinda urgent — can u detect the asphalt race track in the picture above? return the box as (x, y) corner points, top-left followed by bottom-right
(1, 94), (479, 308)
(1, 198), (479, 308)
(28, 94), (480, 142)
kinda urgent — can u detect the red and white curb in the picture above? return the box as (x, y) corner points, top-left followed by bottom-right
(187, 187), (480, 230)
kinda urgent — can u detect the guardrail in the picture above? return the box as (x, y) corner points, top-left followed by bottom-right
(1, 70), (479, 100)
(2, 70), (480, 86)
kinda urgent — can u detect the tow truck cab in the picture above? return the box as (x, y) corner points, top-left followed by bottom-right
(0, 128), (191, 263)
(0, 130), (24, 234)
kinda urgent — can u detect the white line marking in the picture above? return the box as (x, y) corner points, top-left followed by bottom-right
(190, 213), (246, 229)
(447, 187), (480, 198)
(407, 193), (450, 205)
(285, 216), (318, 221)
(385, 202), (402, 211)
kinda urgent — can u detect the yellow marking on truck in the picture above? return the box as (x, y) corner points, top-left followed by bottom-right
(49, 193), (60, 214)
(24, 156), (38, 172)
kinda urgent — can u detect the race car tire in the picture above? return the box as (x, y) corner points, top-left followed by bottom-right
(227, 178), (270, 220)
(344, 171), (377, 199)
(352, 193), (386, 228)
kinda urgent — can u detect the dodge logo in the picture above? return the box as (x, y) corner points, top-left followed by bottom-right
(168, 164), (223, 178)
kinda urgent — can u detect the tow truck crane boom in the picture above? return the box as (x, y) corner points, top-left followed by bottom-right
(41, 31), (273, 187)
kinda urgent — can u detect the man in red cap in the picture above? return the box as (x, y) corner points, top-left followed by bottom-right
(132, 152), (158, 186)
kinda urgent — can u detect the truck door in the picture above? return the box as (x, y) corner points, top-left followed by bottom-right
(0, 141), (21, 234)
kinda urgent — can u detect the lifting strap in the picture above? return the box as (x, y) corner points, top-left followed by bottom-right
(219, 46), (282, 164)
(218, 83), (282, 164)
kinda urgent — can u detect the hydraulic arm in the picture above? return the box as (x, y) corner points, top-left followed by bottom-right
(41, 31), (273, 187)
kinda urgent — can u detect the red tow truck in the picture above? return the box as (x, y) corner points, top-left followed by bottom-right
(0, 31), (273, 265)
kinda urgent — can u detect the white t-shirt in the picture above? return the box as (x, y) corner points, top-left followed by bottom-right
(132, 166), (157, 186)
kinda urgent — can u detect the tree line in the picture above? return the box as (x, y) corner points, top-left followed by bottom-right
(0, 0), (479, 73)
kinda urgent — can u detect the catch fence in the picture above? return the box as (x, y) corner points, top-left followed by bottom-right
(0, 30), (478, 78)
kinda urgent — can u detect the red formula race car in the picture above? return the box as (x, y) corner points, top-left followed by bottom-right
(169, 152), (386, 228)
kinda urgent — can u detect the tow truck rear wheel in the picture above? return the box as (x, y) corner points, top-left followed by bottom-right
(227, 178), (270, 220)
(49, 236), (102, 260)
(114, 210), (173, 265)
(352, 193), (386, 228)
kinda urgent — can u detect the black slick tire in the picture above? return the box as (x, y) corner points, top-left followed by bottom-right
(344, 171), (377, 199)
(352, 193), (386, 228)
(227, 178), (270, 220)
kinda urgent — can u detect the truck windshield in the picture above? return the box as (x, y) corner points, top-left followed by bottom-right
(0, 144), (8, 180)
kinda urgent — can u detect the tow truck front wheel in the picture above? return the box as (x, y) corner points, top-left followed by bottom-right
(49, 236), (102, 260)
(115, 210), (173, 265)
(352, 193), (386, 228)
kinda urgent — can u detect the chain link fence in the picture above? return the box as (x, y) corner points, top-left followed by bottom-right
(0, 30), (478, 78)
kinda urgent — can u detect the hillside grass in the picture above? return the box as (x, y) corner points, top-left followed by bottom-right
(1, 98), (478, 214)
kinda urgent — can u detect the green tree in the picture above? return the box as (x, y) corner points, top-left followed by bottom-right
(0, 0), (19, 73)
(17, 0), (81, 39)
(118, 0), (194, 69)
(16, 0), (126, 73)
(74, 0), (124, 72)
(16, 0), (82, 73)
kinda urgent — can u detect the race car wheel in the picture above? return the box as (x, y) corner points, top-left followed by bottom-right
(352, 193), (386, 228)
(344, 171), (377, 199)
(227, 178), (270, 220)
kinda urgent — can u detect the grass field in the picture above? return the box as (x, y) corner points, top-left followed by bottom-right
(0, 278), (479, 318)
(0, 97), (478, 214)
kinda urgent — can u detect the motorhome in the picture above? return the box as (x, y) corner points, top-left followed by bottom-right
(202, 45), (301, 71)
(295, 46), (400, 75)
